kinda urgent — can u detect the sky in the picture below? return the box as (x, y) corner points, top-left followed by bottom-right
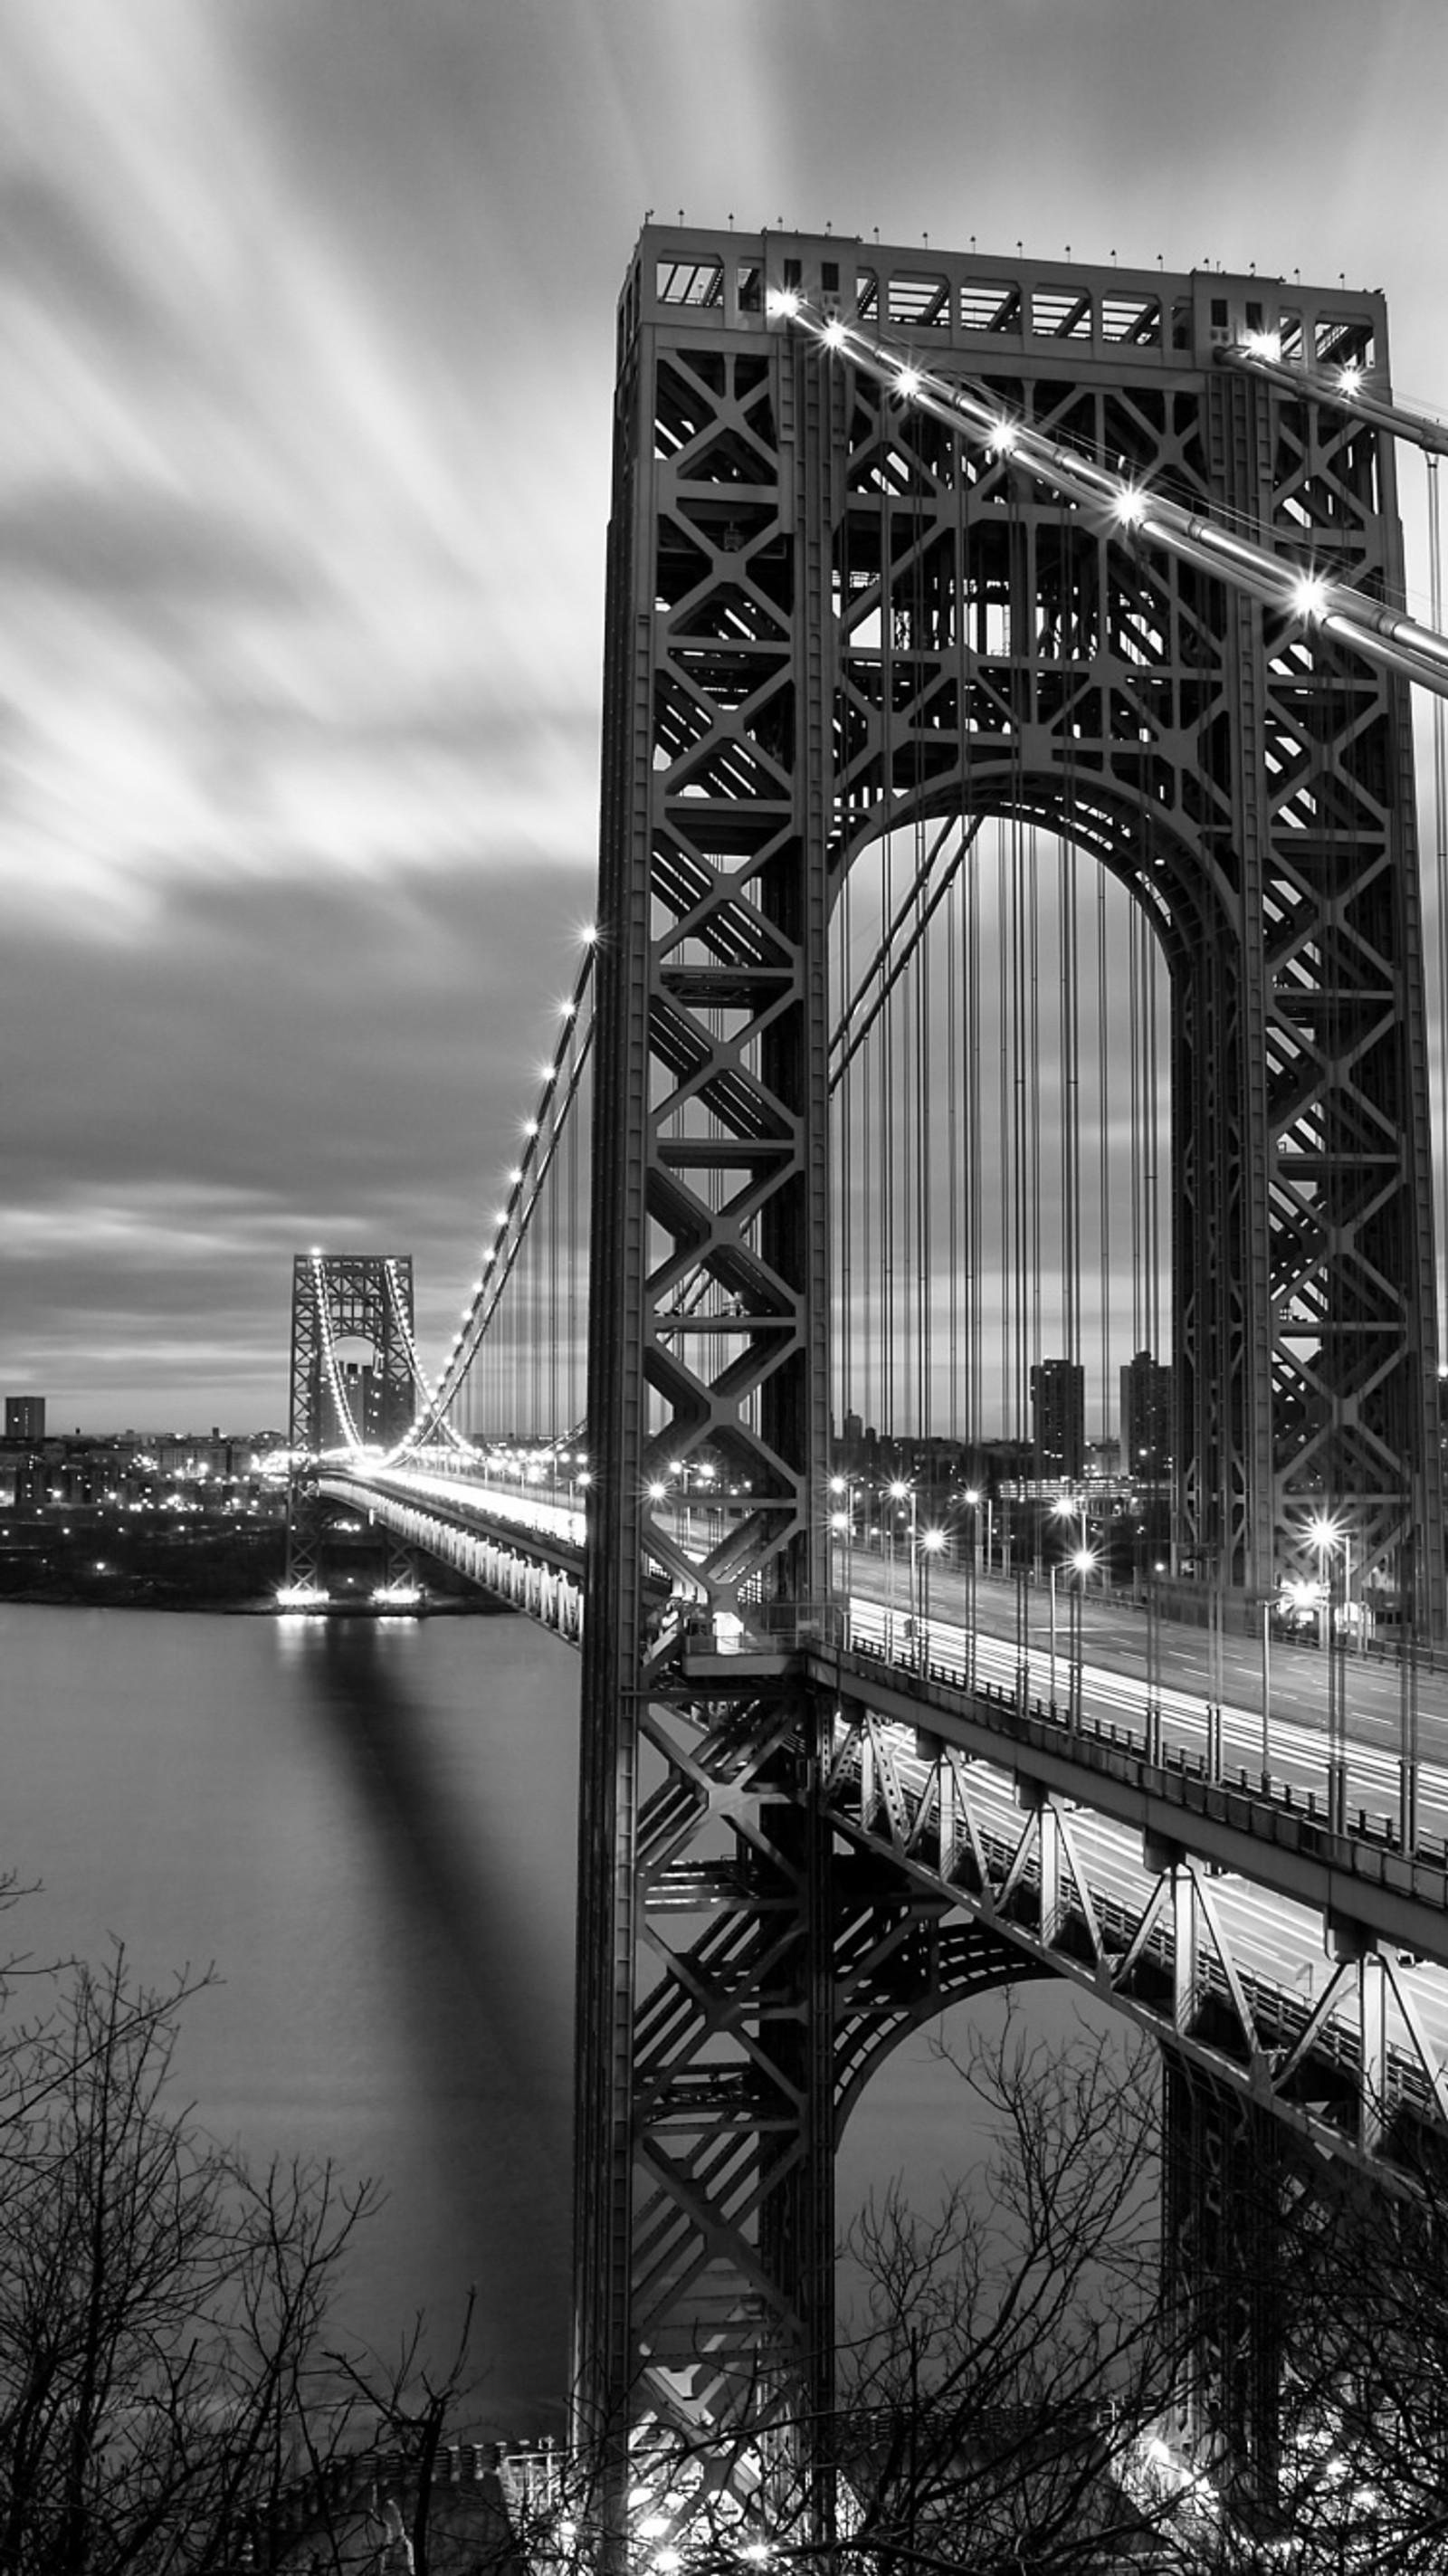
(4, 0), (1448, 1434)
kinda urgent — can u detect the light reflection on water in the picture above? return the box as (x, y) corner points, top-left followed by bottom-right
(2, 1604), (578, 2438)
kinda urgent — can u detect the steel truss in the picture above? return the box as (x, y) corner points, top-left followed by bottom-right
(822, 1691), (1448, 2167)
(576, 226), (1447, 2476)
(316, 1473), (586, 1644)
(287, 1253), (416, 1584)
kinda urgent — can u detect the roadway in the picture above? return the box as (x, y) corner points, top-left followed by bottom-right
(840, 1547), (1448, 1849)
(348, 1464), (1448, 1845)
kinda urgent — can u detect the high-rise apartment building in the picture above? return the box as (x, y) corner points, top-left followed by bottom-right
(5, 1396), (45, 1441)
(1120, 1350), (1174, 1480)
(1031, 1359), (1085, 1480)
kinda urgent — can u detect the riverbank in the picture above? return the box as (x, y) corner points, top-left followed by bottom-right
(0, 1522), (507, 1614)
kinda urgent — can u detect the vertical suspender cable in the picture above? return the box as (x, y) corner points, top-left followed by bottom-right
(1097, 873), (1111, 1485)
(1429, 458), (1448, 1357)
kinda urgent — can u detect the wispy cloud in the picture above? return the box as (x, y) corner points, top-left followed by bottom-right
(3, 0), (1445, 1423)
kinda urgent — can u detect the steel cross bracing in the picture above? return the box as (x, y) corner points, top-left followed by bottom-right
(287, 1254), (417, 1586)
(288, 1252), (417, 1455)
(814, 1654), (1448, 2169)
(568, 224), (1448, 2474)
(775, 264), (1446, 1607)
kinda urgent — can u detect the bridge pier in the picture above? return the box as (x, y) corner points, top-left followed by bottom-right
(1161, 2056), (1290, 2514)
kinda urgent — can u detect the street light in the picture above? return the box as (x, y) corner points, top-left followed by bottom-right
(829, 1474), (855, 1635)
(962, 1486), (982, 1575)
(1065, 1543), (1098, 1734)
(1307, 1511), (1350, 1833)
(919, 1526), (946, 1668)
(960, 1485), (983, 1688)
(887, 1479), (915, 1657)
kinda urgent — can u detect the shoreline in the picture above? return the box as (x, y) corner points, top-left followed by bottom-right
(0, 1591), (503, 1618)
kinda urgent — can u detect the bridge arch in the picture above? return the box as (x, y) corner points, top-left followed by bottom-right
(820, 376), (1439, 1606)
(831, 1885), (1053, 2141)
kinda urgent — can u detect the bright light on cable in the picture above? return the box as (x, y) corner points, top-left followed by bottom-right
(986, 417), (1019, 456)
(895, 364), (922, 399)
(1243, 329), (1281, 364)
(1339, 360), (1364, 396)
(823, 316), (848, 351)
(1113, 485), (1148, 529)
(767, 287), (800, 320)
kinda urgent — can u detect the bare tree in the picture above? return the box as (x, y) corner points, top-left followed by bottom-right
(0, 1943), (378, 2575)
(543, 2005), (1205, 2576)
(1181, 2128), (1448, 2576)
(827, 2003), (1179, 2573)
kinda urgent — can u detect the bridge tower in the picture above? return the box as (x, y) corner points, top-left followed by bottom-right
(576, 225), (1443, 2481)
(287, 1253), (416, 1589)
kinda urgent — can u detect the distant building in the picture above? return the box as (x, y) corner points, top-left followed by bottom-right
(1031, 1359), (1085, 1481)
(5, 1396), (44, 1441)
(1120, 1349), (1174, 1480)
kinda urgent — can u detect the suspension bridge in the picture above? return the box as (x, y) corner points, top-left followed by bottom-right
(281, 225), (1448, 2520)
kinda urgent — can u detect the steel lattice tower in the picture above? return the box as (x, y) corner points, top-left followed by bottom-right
(576, 224), (1444, 2473)
(287, 1254), (416, 1585)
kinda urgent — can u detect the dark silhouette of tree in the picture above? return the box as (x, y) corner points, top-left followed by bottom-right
(0, 1940), (377, 2574)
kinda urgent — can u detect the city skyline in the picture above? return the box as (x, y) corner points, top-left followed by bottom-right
(5, 1), (1448, 1429)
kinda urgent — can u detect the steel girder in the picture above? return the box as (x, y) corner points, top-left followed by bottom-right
(314, 1475), (587, 1643)
(575, 227), (1445, 2467)
(822, 1688), (1448, 2173)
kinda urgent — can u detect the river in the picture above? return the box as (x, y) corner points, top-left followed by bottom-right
(2, 1601), (1091, 2440)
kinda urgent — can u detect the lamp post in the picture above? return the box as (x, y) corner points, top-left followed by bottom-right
(919, 1526), (946, 1670)
(1309, 1512), (1349, 1835)
(886, 1479), (919, 1660)
(961, 1485), (982, 1687)
(1067, 1543), (1098, 1736)
(829, 1474), (854, 1639)
(1048, 1562), (1060, 1714)
(1260, 1591), (1272, 1789)
(962, 1487), (982, 1579)
(669, 1457), (692, 1555)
